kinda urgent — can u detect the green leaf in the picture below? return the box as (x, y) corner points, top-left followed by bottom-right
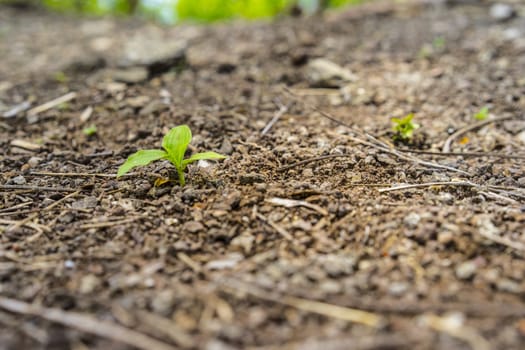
(182, 151), (227, 167)
(117, 149), (168, 177)
(162, 125), (192, 169)
(474, 107), (489, 121)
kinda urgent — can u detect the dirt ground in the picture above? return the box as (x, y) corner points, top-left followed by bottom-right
(1, 0), (525, 349)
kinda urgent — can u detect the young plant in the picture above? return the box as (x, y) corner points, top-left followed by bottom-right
(117, 125), (226, 186)
(474, 106), (489, 121)
(392, 113), (420, 141)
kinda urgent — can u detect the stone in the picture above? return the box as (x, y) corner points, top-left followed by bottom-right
(489, 4), (515, 21)
(184, 221), (204, 233)
(404, 212), (421, 229)
(305, 58), (356, 88)
(455, 260), (477, 280)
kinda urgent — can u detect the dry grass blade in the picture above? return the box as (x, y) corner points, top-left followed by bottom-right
(265, 197), (328, 215)
(0, 185), (77, 192)
(0, 296), (177, 350)
(378, 181), (475, 193)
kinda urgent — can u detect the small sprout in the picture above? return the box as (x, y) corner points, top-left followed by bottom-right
(117, 125), (226, 186)
(82, 125), (97, 136)
(392, 113), (420, 141)
(432, 36), (446, 50)
(54, 71), (69, 83)
(474, 106), (489, 121)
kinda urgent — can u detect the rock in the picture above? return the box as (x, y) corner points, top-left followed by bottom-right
(11, 175), (26, 185)
(490, 4), (515, 21)
(139, 100), (169, 116)
(79, 274), (100, 294)
(184, 221), (204, 233)
(110, 67), (149, 84)
(122, 37), (187, 68)
(230, 233), (254, 254)
(319, 280), (342, 294)
(388, 281), (409, 296)
(496, 279), (522, 294)
(27, 156), (42, 168)
(72, 196), (98, 209)
(219, 138), (234, 155)
(437, 231), (454, 245)
(151, 290), (176, 315)
(305, 58), (356, 88)
(239, 173), (266, 185)
(455, 260), (477, 280)
(517, 130), (525, 145)
(404, 212), (421, 229)
(317, 254), (356, 277)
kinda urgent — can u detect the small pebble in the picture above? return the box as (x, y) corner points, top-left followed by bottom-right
(455, 260), (477, 280)
(12, 175), (26, 185)
(184, 221), (204, 233)
(388, 281), (409, 296)
(404, 212), (421, 229)
(490, 4), (515, 21)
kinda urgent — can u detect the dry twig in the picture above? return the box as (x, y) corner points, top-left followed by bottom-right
(0, 296), (177, 350)
(27, 92), (77, 116)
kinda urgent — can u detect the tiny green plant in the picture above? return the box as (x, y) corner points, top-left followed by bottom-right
(392, 113), (420, 141)
(474, 106), (489, 121)
(117, 125), (226, 186)
(82, 125), (97, 136)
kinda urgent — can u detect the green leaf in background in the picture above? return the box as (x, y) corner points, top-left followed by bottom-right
(162, 125), (192, 169)
(38, 0), (367, 24)
(82, 124), (97, 136)
(117, 149), (168, 177)
(182, 151), (227, 167)
(474, 106), (489, 121)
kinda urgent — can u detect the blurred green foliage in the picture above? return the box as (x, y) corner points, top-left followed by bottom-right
(9, 0), (366, 23)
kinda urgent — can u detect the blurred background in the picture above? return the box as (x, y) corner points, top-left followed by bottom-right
(1, 0), (366, 23)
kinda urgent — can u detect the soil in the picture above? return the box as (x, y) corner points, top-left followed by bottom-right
(1, 1), (525, 349)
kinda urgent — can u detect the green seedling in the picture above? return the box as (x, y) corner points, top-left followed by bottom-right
(474, 106), (489, 121)
(432, 36), (446, 50)
(117, 125), (226, 186)
(82, 125), (97, 136)
(392, 113), (420, 141)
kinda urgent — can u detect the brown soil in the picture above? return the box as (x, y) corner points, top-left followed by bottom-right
(1, 1), (525, 349)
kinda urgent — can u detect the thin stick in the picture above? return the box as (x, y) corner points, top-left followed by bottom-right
(78, 217), (142, 229)
(261, 103), (289, 135)
(265, 197), (328, 216)
(29, 171), (134, 178)
(0, 185), (77, 192)
(0, 296), (177, 350)
(27, 92), (77, 116)
(5, 191), (80, 233)
(378, 181), (475, 193)
(442, 115), (518, 152)
(256, 213), (294, 240)
(397, 149), (525, 160)
(217, 277), (384, 328)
